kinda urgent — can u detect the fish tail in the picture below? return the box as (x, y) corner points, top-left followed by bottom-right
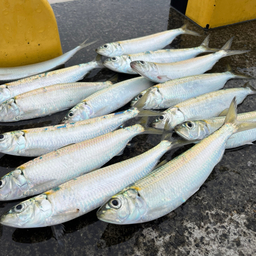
(225, 64), (254, 79)
(221, 37), (250, 56)
(94, 54), (105, 68)
(242, 82), (256, 95)
(180, 24), (201, 37)
(79, 39), (98, 50)
(139, 116), (163, 135)
(224, 97), (256, 133)
(200, 35), (219, 52)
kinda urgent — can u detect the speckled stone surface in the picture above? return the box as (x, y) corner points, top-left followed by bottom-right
(0, 1), (256, 255)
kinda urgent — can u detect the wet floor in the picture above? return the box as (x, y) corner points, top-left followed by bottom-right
(0, 0), (256, 255)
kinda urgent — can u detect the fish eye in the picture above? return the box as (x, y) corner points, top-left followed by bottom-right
(0, 134), (4, 140)
(139, 61), (145, 65)
(0, 179), (5, 188)
(15, 203), (24, 213)
(138, 94), (143, 99)
(68, 112), (74, 117)
(186, 121), (194, 129)
(111, 57), (117, 61)
(109, 198), (121, 209)
(159, 115), (164, 120)
(103, 44), (108, 48)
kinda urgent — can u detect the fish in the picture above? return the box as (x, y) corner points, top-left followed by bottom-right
(175, 111), (256, 149)
(0, 121), (162, 201)
(96, 24), (200, 57)
(0, 81), (113, 122)
(0, 39), (97, 81)
(62, 77), (154, 123)
(131, 70), (251, 109)
(152, 83), (256, 130)
(96, 99), (256, 224)
(103, 35), (217, 74)
(0, 107), (158, 156)
(0, 133), (188, 227)
(130, 37), (249, 83)
(0, 55), (103, 105)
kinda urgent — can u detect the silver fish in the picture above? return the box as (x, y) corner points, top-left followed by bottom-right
(103, 35), (217, 74)
(152, 84), (256, 130)
(96, 24), (200, 57)
(130, 37), (249, 83)
(175, 111), (256, 149)
(0, 123), (161, 201)
(0, 107), (157, 157)
(131, 71), (250, 109)
(62, 77), (154, 123)
(0, 136), (187, 227)
(0, 81), (112, 122)
(0, 39), (97, 81)
(96, 99), (256, 224)
(0, 56), (103, 105)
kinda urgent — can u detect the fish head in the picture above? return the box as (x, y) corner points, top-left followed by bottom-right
(152, 107), (185, 130)
(97, 188), (148, 224)
(175, 120), (210, 140)
(0, 194), (52, 228)
(0, 131), (26, 153)
(62, 102), (94, 123)
(96, 42), (124, 57)
(130, 61), (158, 82)
(130, 90), (147, 107)
(104, 55), (132, 73)
(136, 86), (164, 109)
(0, 168), (30, 200)
(0, 85), (11, 104)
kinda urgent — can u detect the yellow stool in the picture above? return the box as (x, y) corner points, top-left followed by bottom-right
(171, 0), (256, 29)
(0, 0), (62, 67)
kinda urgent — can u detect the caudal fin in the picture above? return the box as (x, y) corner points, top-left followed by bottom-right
(225, 64), (254, 79)
(221, 37), (250, 57)
(181, 24), (201, 37)
(79, 39), (98, 50)
(200, 35), (219, 53)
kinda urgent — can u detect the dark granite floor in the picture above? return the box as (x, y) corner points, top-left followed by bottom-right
(0, 0), (256, 255)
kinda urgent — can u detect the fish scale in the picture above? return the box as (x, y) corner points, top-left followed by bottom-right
(0, 80), (111, 122)
(131, 71), (249, 109)
(153, 85), (256, 130)
(0, 60), (103, 105)
(63, 77), (154, 123)
(97, 121), (237, 224)
(0, 108), (140, 157)
(0, 140), (176, 227)
(175, 111), (256, 149)
(0, 124), (147, 200)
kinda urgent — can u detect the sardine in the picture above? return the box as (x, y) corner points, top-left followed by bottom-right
(153, 83), (256, 130)
(0, 107), (157, 156)
(96, 24), (200, 57)
(103, 35), (217, 74)
(0, 134), (188, 227)
(130, 37), (249, 83)
(96, 99), (256, 224)
(175, 111), (256, 149)
(0, 81), (112, 122)
(0, 56), (103, 105)
(131, 71), (250, 109)
(0, 122), (162, 201)
(0, 39), (97, 81)
(62, 77), (154, 123)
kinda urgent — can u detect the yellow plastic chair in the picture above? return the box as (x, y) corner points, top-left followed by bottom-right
(0, 0), (62, 67)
